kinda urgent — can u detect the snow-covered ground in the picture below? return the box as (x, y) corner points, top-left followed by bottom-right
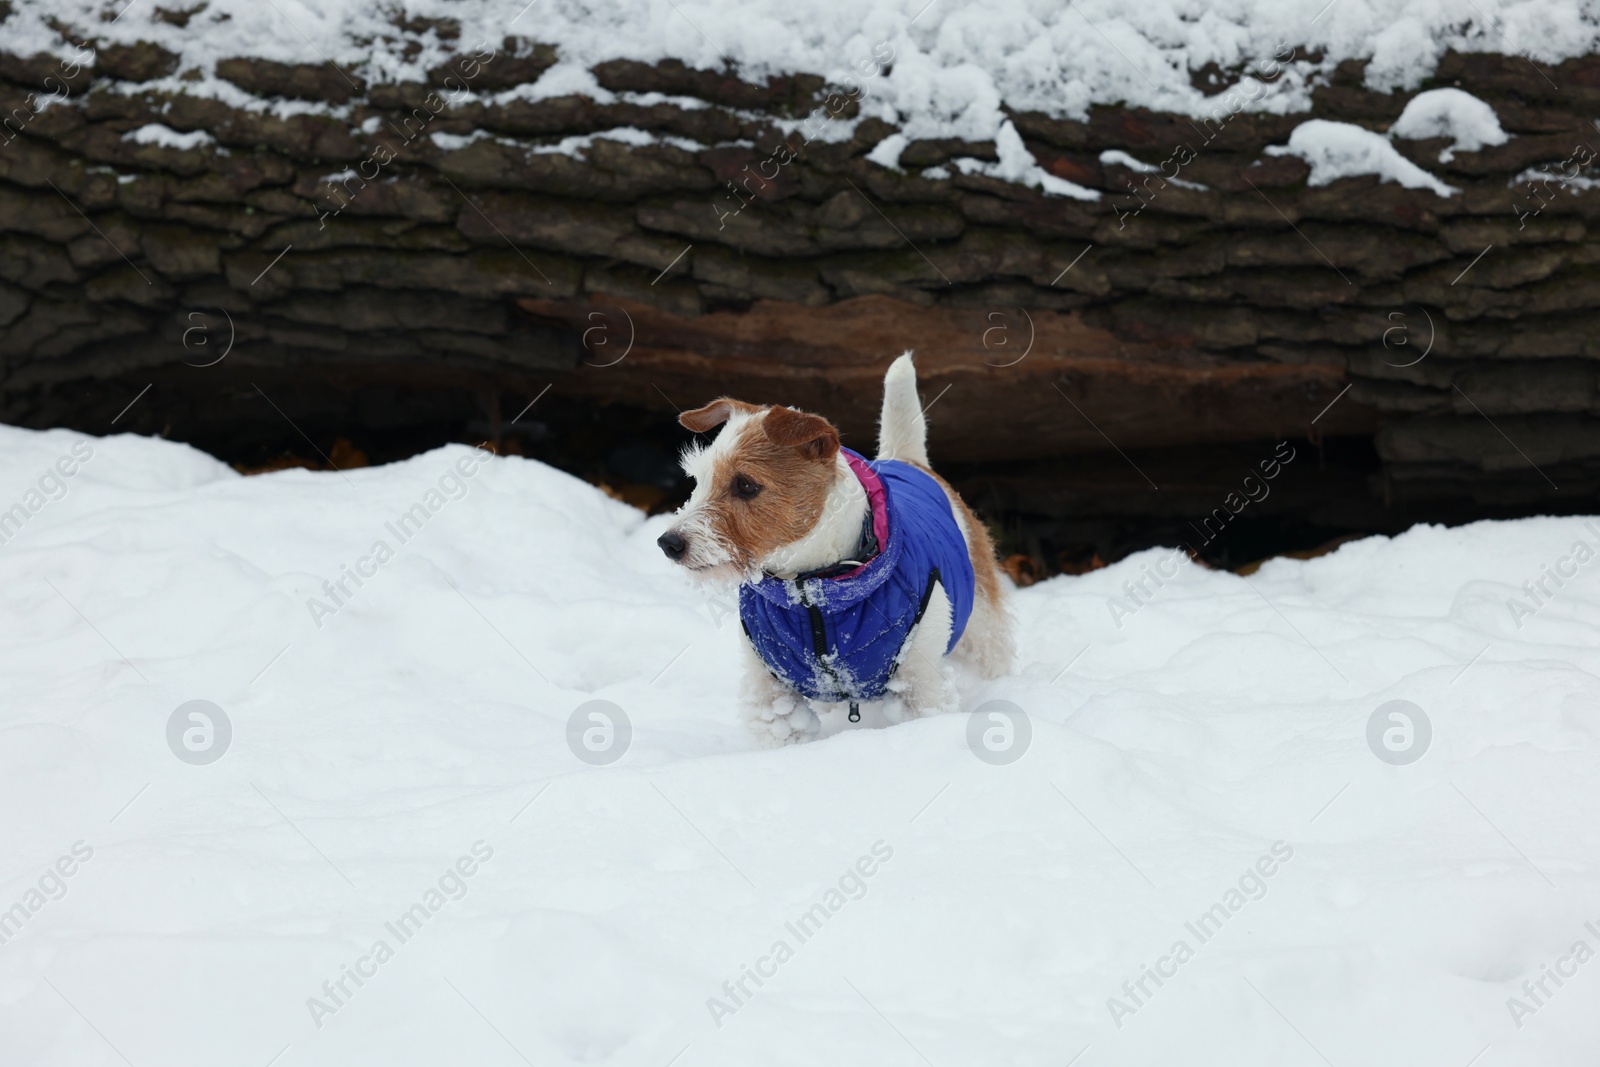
(1, 425), (1597, 1066)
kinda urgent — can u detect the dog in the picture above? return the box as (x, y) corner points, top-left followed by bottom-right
(657, 352), (1014, 745)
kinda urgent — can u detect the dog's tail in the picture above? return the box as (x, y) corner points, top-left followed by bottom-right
(877, 351), (929, 466)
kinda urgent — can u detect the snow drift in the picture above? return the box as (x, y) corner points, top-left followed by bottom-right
(0, 425), (1596, 1065)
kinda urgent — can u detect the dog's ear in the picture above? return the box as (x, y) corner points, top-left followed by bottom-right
(679, 398), (759, 433)
(763, 406), (840, 463)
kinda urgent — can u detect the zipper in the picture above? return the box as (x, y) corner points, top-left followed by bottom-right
(797, 581), (844, 701)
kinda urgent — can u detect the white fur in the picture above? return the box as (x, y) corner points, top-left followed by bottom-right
(877, 351), (929, 466)
(953, 586), (1014, 679)
(739, 639), (819, 747)
(884, 584), (959, 718)
(760, 453), (867, 578)
(670, 411), (753, 576)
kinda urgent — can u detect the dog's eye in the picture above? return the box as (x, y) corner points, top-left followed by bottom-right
(731, 474), (763, 500)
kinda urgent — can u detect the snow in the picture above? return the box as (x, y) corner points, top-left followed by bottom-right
(427, 130), (494, 152)
(426, 124), (704, 157)
(1391, 88), (1511, 162)
(864, 132), (909, 169)
(1511, 165), (1600, 193)
(6, 0), (1600, 148)
(4, 0), (1584, 202)
(1100, 149), (1208, 190)
(3, 424), (1599, 1065)
(527, 127), (707, 156)
(1266, 118), (1459, 197)
(1100, 149), (1160, 173)
(122, 123), (216, 150)
(951, 119), (1099, 200)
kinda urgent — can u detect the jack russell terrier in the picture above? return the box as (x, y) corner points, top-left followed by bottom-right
(657, 353), (1014, 745)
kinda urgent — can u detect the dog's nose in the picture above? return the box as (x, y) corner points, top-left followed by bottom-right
(657, 529), (687, 561)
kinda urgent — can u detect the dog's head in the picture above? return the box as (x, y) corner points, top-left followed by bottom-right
(657, 398), (841, 582)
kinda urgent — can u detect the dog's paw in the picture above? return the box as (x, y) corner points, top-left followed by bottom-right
(877, 690), (916, 725)
(920, 681), (961, 718)
(883, 672), (959, 721)
(742, 693), (820, 747)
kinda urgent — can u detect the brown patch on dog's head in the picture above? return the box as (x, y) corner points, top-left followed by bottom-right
(761, 405), (839, 463)
(659, 402), (843, 579)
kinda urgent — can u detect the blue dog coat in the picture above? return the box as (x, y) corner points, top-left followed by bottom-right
(738, 448), (975, 702)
